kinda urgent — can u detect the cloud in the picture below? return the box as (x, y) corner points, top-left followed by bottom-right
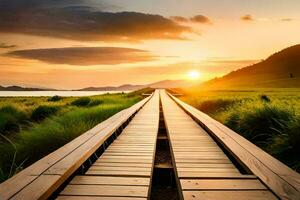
(0, 43), (16, 49)
(190, 15), (211, 24)
(281, 18), (293, 22)
(0, 0), (191, 42)
(241, 14), (253, 21)
(170, 16), (189, 23)
(7, 47), (156, 65)
(170, 15), (212, 24)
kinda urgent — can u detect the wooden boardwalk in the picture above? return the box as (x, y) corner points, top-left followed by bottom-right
(58, 90), (160, 199)
(0, 89), (299, 200)
(160, 90), (277, 200)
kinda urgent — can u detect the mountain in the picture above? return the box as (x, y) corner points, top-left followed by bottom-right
(78, 80), (195, 91)
(0, 80), (194, 91)
(0, 85), (56, 91)
(200, 44), (300, 89)
(78, 84), (145, 91)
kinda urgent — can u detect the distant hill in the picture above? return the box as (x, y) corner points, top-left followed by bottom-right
(78, 80), (194, 91)
(78, 84), (145, 91)
(200, 44), (300, 89)
(0, 85), (55, 91)
(0, 80), (194, 91)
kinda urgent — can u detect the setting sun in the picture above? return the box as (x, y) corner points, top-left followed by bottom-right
(187, 70), (201, 80)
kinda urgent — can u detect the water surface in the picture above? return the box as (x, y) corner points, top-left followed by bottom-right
(0, 91), (126, 97)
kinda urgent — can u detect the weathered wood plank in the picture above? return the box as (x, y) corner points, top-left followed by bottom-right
(92, 162), (151, 168)
(178, 172), (244, 178)
(70, 176), (150, 186)
(181, 179), (267, 190)
(10, 175), (62, 200)
(86, 170), (150, 176)
(183, 191), (278, 200)
(57, 196), (147, 200)
(60, 185), (148, 197)
(88, 166), (151, 172)
(177, 167), (240, 173)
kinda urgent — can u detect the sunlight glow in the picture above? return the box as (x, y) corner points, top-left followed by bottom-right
(187, 70), (201, 80)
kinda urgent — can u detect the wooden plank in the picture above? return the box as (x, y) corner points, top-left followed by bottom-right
(105, 150), (153, 153)
(100, 156), (153, 160)
(96, 158), (153, 164)
(103, 152), (154, 156)
(177, 168), (240, 173)
(181, 179), (267, 190)
(178, 172), (244, 178)
(60, 185), (148, 197)
(183, 191), (278, 200)
(57, 196), (146, 200)
(70, 176), (149, 186)
(175, 159), (232, 164)
(92, 162), (151, 168)
(10, 175), (62, 200)
(86, 170), (150, 176)
(174, 156), (229, 160)
(88, 166), (151, 172)
(0, 171), (37, 200)
(176, 163), (236, 168)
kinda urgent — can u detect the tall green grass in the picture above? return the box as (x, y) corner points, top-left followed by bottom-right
(269, 116), (300, 171)
(0, 105), (28, 135)
(0, 92), (143, 182)
(31, 105), (60, 121)
(180, 89), (300, 172)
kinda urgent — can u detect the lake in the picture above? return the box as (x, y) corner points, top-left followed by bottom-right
(0, 91), (126, 97)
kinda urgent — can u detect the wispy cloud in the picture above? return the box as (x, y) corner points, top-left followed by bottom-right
(170, 14), (212, 24)
(7, 47), (157, 65)
(0, 43), (17, 49)
(281, 18), (293, 22)
(190, 15), (212, 24)
(241, 14), (253, 21)
(170, 16), (189, 23)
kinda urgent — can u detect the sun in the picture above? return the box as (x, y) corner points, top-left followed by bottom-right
(187, 70), (201, 80)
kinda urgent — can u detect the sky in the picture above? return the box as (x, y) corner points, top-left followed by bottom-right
(0, 0), (300, 89)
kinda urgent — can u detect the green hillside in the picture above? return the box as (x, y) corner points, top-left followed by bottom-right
(201, 44), (300, 89)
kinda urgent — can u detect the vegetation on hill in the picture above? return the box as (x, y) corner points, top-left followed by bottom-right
(180, 89), (300, 172)
(200, 44), (300, 89)
(0, 90), (146, 183)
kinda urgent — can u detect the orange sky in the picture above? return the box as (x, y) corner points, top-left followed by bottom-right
(0, 0), (300, 89)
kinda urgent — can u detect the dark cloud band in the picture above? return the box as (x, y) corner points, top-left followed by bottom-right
(7, 47), (156, 65)
(0, 0), (190, 42)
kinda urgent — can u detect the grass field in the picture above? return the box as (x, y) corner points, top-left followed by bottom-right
(179, 88), (300, 172)
(0, 88), (153, 183)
